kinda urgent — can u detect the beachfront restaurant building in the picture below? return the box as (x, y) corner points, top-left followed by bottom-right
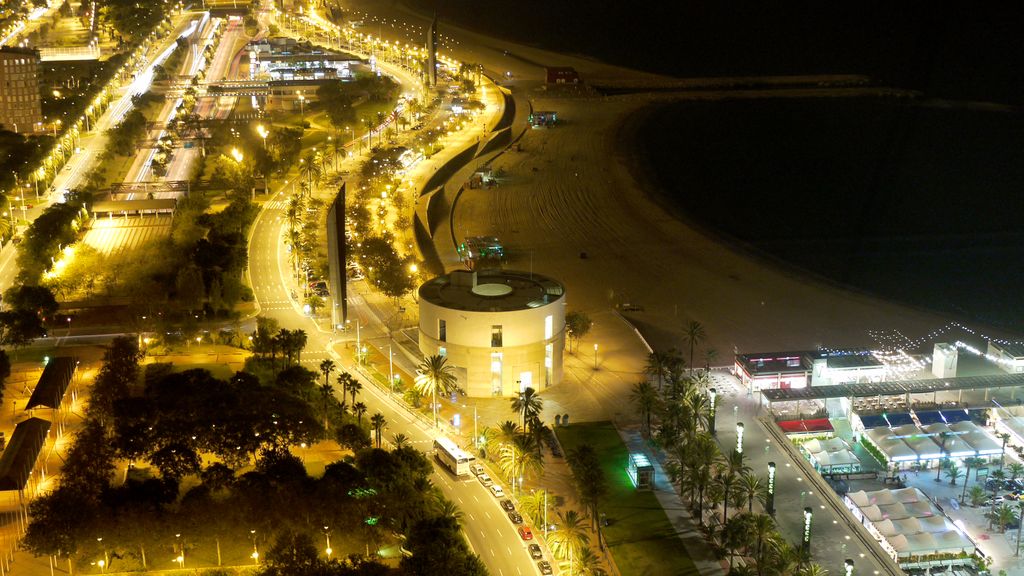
(735, 350), (886, 392)
(988, 342), (1024, 374)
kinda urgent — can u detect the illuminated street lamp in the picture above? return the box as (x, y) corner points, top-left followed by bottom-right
(766, 462), (776, 515)
(250, 530), (259, 564)
(298, 93), (306, 122)
(324, 526), (332, 558)
(593, 343), (599, 369)
(708, 388), (717, 436)
(256, 124), (268, 149)
(231, 147), (243, 163)
(736, 422), (744, 454)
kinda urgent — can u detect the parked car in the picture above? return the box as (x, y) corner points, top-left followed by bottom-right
(489, 484), (505, 498)
(477, 473), (493, 487)
(517, 526), (533, 540)
(537, 560), (553, 575)
(499, 499), (515, 512)
(508, 511), (523, 524)
(528, 543), (543, 559)
(471, 464), (485, 476)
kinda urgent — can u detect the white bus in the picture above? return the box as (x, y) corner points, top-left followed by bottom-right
(434, 437), (475, 477)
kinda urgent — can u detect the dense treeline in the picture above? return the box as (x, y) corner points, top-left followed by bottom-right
(24, 335), (486, 575)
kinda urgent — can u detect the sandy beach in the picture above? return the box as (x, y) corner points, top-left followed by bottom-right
(346, 0), (1013, 374)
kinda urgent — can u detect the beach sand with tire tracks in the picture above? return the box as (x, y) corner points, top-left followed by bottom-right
(346, 0), (1001, 413)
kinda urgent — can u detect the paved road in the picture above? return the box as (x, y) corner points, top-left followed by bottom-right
(247, 10), (548, 576)
(0, 12), (196, 295)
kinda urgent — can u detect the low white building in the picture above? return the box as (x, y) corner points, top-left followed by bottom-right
(987, 342), (1024, 374)
(418, 269), (565, 397)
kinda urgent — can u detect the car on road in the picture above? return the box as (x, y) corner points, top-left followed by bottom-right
(499, 499), (515, 512)
(489, 485), (505, 498)
(537, 560), (553, 575)
(528, 543), (543, 559)
(517, 526), (533, 540)
(471, 464), (485, 476)
(507, 511), (523, 524)
(477, 473), (493, 487)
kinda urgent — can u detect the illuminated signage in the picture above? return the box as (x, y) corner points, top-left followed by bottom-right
(802, 507), (813, 546)
(736, 422), (745, 454)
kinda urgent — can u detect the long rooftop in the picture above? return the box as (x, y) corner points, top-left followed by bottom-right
(762, 372), (1024, 402)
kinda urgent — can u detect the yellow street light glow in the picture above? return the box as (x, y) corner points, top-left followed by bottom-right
(231, 148), (243, 163)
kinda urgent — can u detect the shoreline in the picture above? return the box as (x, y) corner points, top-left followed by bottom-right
(616, 99), (1021, 342)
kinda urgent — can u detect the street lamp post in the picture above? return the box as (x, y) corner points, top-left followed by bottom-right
(736, 422), (744, 454)
(593, 343), (598, 369)
(298, 93), (305, 122)
(324, 526), (332, 559)
(708, 388), (717, 436)
(250, 529), (259, 564)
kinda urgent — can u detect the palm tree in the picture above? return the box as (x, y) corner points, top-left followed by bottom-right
(681, 320), (707, 375)
(336, 372), (353, 412)
(370, 413), (386, 448)
(748, 513), (776, 576)
(990, 468), (1007, 498)
(319, 359), (336, 387)
(435, 498), (464, 521)
(392, 433), (409, 449)
(739, 472), (765, 513)
(962, 456), (985, 501)
(353, 401), (367, 426)
(497, 435), (544, 487)
(945, 462), (963, 485)
(715, 467), (741, 525)
(1009, 462), (1024, 481)
(644, 351), (673, 392)
(518, 489), (550, 525)
(319, 381), (334, 437)
(703, 347), (719, 372)
(683, 387), (712, 435)
(968, 485), (987, 507)
(630, 380), (659, 436)
(348, 379), (362, 407)
(721, 513), (753, 570)
(798, 564), (829, 576)
(510, 387), (543, 434)
(547, 510), (590, 563)
(414, 354), (458, 428)
(936, 431), (952, 482)
(299, 152), (322, 193)
(994, 503), (1017, 532)
(576, 546), (607, 576)
(483, 421), (520, 458)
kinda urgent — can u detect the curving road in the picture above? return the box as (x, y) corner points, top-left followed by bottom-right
(246, 8), (549, 576)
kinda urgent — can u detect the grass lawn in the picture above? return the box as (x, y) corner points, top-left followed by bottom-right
(556, 421), (700, 576)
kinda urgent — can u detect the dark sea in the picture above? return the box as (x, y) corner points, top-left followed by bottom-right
(415, 0), (1024, 330)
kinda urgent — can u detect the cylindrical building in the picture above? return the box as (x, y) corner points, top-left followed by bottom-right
(418, 269), (566, 397)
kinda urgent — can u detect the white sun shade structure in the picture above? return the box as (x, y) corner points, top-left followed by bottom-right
(892, 424), (943, 461)
(803, 437), (861, 472)
(948, 421), (1004, 456)
(997, 415), (1024, 445)
(844, 487), (976, 562)
(865, 427), (919, 463)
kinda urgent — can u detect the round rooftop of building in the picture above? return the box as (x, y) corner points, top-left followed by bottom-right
(418, 269), (565, 313)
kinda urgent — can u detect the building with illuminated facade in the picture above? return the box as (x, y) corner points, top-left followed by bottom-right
(417, 269), (565, 397)
(0, 46), (42, 134)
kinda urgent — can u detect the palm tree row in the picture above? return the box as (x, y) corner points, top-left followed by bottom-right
(635, 348), (828, 575)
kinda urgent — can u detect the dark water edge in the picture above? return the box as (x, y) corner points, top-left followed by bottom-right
(414, 0), (1024, 104)
(632, 98), (1024, 331)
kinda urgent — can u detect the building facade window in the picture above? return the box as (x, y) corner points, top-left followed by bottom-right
(438, 318), (446, 342)
(491, 325), (502, 348)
